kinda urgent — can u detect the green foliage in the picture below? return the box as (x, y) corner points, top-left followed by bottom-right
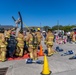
(43, 26), (51, 31)
(51, 25), (76, 32)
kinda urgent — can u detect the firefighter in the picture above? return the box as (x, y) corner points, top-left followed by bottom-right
(70, 31), (74, 43)
(24, 30), (30, 54)
(7, 35), (17, 58)
(25, 30), (30, 47)
(35, 28), (43, 48)
(16, 30), (24, 57)
(45, 29), (54, 56)
(5, 29), (11, 41)
(5, 28), (16, 41)
(73, 31), (76, 43)
(0, 28), (7, 62)
(26, 29), (38, 60)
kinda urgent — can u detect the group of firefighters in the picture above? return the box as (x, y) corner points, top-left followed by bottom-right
(0, 27), (55, 62)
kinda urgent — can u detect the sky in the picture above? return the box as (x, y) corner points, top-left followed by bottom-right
(0, 0), (76, 27)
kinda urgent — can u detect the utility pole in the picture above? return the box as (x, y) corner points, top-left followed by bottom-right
(40, 22), (41, 30)
(57, 20), (59, 30)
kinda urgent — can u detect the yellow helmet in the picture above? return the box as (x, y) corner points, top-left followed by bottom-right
(37, 28), (40, 30)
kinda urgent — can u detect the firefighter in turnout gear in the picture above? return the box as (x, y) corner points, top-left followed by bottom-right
(5, 29), (11, 41)
(0, 28), (7, 62)
(70, 31), (75, 43)
(24, 30), (30, 54)
(5, 28), (16, 41)
(35, 28), (43, 47)
(45, 29), (54, 56)
(16, 30), (24, 57)
(73, 31), (76, 43)
(25, 30), (30, 47)
(26, 29), (38, 60)
(70, 31), (73, 43)
(7, 35), (17, 58)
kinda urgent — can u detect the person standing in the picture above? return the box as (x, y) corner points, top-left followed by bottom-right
(45, 29), (54, 56)
(16, 31), (24, 57)
(35, 28), (43, 48)
(26, 29), (38, 61)
(0, 28), (7, 62)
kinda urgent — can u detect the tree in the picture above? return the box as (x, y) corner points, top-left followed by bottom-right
(52, 25), (63, 31)
(43, 26), (51, 31)
(51, 25), (76, 32)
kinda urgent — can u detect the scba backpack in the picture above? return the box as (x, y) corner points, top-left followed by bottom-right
(7, 36), (17, 46)
(32, 34), (38, 47)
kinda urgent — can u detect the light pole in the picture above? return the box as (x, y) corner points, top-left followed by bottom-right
(57, 20), (59, 30)
(40, 22), (41, 30)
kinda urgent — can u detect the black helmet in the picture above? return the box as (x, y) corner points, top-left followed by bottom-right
(0, 28), (4, 33)
(30, 29), (35, 32)
(19, 30), (23, 33)
(48, 28), (52, 31)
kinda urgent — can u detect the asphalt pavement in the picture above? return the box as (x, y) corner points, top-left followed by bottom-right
(0, 40), (76, 75)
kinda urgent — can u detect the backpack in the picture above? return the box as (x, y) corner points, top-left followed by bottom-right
(7, 36), (17, 46)
(31, 33), (38, 46)
(7, 36), (17, 57)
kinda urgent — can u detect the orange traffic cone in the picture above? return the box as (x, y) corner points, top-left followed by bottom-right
(41, 54), (51, 75)
(38, 45), (44, 56)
